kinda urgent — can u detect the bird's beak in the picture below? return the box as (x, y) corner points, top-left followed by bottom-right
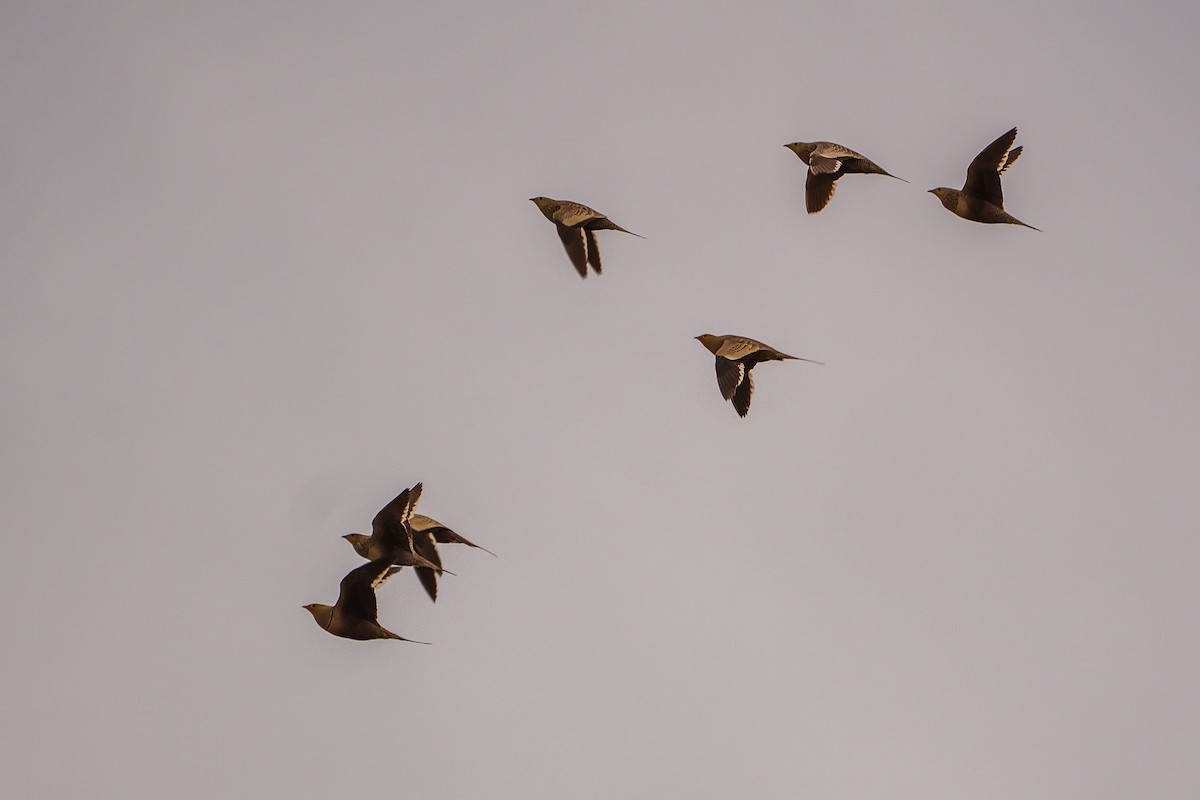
(927, 189), (935, 194)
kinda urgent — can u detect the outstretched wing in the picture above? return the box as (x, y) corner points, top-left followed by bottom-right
(807, 154), (843, 175)
(411, 532), (443, 602)
(731, 369), (754, 417)
(556, 224), (589, 278)
(585, 229), (601, 274)
(964, 127), (1018, 207)
(372, 482), (423, 549)
(805, 172), (838, 213)
(715, 356), (745, 400)
(412, 514), (498, 557)
(998, 145), (1022, 176)
(336, 559), (398, 621)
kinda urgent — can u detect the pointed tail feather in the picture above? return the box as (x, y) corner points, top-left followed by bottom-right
(588, 218), (645, 238)
(778, 354), (826, 365)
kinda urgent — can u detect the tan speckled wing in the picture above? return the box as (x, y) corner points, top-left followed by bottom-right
(412, 515), (497, 556)
(811, 141), (867, 161)
(807, 154), (843, 175)
(712, 336), (751, 359)
(408, 514), (444, 534)
(714, 336), (770, 360)
(551, 201), (604, 227)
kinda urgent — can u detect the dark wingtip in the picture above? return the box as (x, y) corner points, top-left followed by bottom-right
(415, 565), (439, 602)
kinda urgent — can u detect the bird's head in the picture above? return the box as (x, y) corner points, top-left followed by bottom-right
(928, 187), (957, 210)
(695, 334), (720, 354)
(530, 196), (558, 220)
(342, 533), (371, 559)
(784, 142), (813, 162)
(303, 603), (332, 627)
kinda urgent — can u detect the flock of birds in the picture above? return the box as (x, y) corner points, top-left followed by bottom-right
(304, 126), (1039, 642)
(304, 483), (495, 642)
(535, 125), (1039, 418)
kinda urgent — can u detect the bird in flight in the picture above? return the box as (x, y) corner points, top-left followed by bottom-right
(405, 514), (496, 602)
(341, 483), (448, 575)
(695, 334), (823, 417)
(530, 197), (643, 278)
(784, 140), (906, 214)
(303, 559), (429, 642)
(928, 127), (1041, 230)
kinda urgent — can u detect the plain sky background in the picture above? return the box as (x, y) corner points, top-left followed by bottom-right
(3, 2), (1199, 797)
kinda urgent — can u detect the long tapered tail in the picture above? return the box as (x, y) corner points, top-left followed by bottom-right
(589, 218), (646, 238)
(780, 354), (826, 365)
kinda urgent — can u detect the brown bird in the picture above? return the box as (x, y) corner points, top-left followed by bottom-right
(407, 514), (497, 603)
(695, 334), (823, 417)
(347, 511), (493, 601)
(530, 196), (643, 278)
(785, 141), (906, 214)
(341, 483), (448, 575)
(929, 127), (1041, 230)
(303, 559), (428, 642)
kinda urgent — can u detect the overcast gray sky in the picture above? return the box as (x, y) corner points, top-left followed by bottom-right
(3, 2), (1199, 797)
